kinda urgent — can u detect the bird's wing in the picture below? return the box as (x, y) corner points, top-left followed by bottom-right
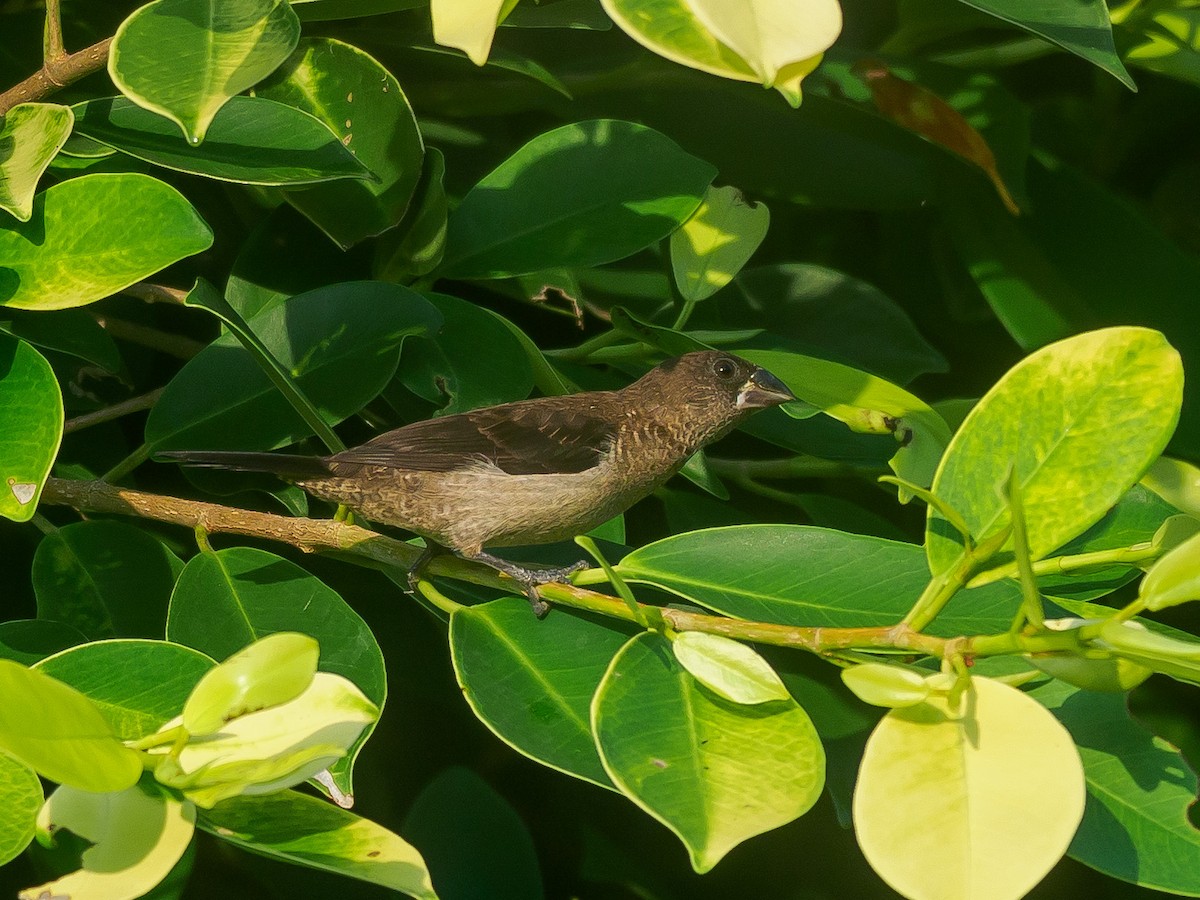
(329, 398), (620, 475)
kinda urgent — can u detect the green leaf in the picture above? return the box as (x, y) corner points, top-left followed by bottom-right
(399, 292), (534, 414)
(941, 177), (1090, 350)
(431, 0), (508, 65)
(593, 632), (824, 872)
(74, 96), (372, 185)
(854, 675), (1085, 900)
(25, 782), (196, 900)
(375, 148), (449, 282)
(0, 335), (61, 521)
(0, 172), (213, 310)
(185, 276), (346, 454)
(670, 632), (790, 704)
(686, 0), (842, 86)
(955, 0), (1134, 89)
(969, 483), (1179, 600)
(256, 38), (424, 248)
(600, 0), (828, 105)
(0, 619), (86, 666)
(1115, 2), (1200, 86)
(166, 547), (386, 800)
(441, 119), (716, 278)
(616, 525), (1022, 635)
(0, 752), (42, 866)
(0, 102), (73, 221)
(182, 632), (318, 735)
(151, 672), (377, 807)
(703, 263), (948, 385)
(110, 0), (301, 144)
(1140, 530), (1200, 611)
(670, 185), (770, 303)
(450, 597), (630, 788)
(1032, 677), (1200, 894)
(0, 308), (123, 373)
(841, 663), (931, 708)
(35, 639), (215, 741)
(739, 347), (952, 497)
(146, 282), (440, 451)
(0, 659), (142, 792)
(927, 327), (1184, 575)
(1097, 620), (1200, 686)
(32, 520), (184, 639)
(292, 0), (425, 21)
(200, 790), (437, 899)
(402, 766), (541, 900)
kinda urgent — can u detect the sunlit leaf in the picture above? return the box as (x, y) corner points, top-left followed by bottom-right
(854, 676), (1085, 900)
(110, 0), (301, 143)
(23, 782), (195, 900)
(0, 103), (73, 221)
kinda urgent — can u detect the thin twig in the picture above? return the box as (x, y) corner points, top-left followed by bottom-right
(36, 478), (1079, 661)
(64, 388), (164, 434)
(92, 314), (207, 359)
(45, 0), (66, 61)
(0, 37), (113, 116)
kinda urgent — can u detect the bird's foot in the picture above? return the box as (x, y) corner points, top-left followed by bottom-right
(405, 543), (442, 595)
(470, 553), (590, 618)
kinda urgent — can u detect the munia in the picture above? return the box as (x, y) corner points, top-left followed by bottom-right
(160, 351), (795, 614)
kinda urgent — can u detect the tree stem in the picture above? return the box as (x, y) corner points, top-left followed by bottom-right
(0, 36), (113, 116)
(37, 477), (1078, 662)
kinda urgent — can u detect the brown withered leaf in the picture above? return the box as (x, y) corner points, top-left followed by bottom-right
(856, 59), (1019, 215)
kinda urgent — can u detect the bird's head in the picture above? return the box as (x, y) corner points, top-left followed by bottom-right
(630, 351), (796, 444)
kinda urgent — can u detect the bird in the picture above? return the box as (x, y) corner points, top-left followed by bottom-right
(158, 350), (795, 614)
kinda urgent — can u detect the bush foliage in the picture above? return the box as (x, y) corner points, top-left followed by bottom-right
(2, 1), (1200, 898)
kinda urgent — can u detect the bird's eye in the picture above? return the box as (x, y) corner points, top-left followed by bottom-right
(713, 358), (737, 379)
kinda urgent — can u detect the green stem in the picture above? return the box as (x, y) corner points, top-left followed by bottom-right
(44, 0), (65, 60)
(967, 542), (1160, 588)
(29, 513), (58, 535)
(64, 388), (165, 435)
(902, 525), (1012, 632)
(576, 536), (647, 627)
(417, 579), (465, 615)
(708, 455), (877, 481)
(102, 443), (152, 483)
(545, 329), (626, 363)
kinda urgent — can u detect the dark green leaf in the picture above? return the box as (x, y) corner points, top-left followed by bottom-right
(74, 96), (372, 185)
(32, 520), (183, 639)
(257, 38), (425, 248)
(146, 282), (440, 451)
(450, 597), (631, 788)
(441, 119), (716, 278)
(166, 547), (386, 799)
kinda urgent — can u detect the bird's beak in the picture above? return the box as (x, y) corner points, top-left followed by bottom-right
(736, 367), (795, 409)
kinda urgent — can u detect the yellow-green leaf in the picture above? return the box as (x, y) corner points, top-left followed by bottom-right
(686, 0), (841, 86)
(431, 0), (509, 65)
(841, 663), (930, 708)
(22, 782), (195, 900)
(670, 185), (770, 303)
(670, 631), (790, 704)
(0, 103), (74, 221)
(109, 0), (301, 144)
(853, 676), (1085, 900)
(182, 632), (319, 735)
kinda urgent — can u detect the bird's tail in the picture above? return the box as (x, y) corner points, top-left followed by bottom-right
(156, 450), (331, 480)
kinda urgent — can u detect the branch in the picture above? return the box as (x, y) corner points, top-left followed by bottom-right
(37, 478), (1073, 661)
(0, 37), (113, 116)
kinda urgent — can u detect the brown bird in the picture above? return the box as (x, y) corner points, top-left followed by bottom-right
(159, 350), (794, 613)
